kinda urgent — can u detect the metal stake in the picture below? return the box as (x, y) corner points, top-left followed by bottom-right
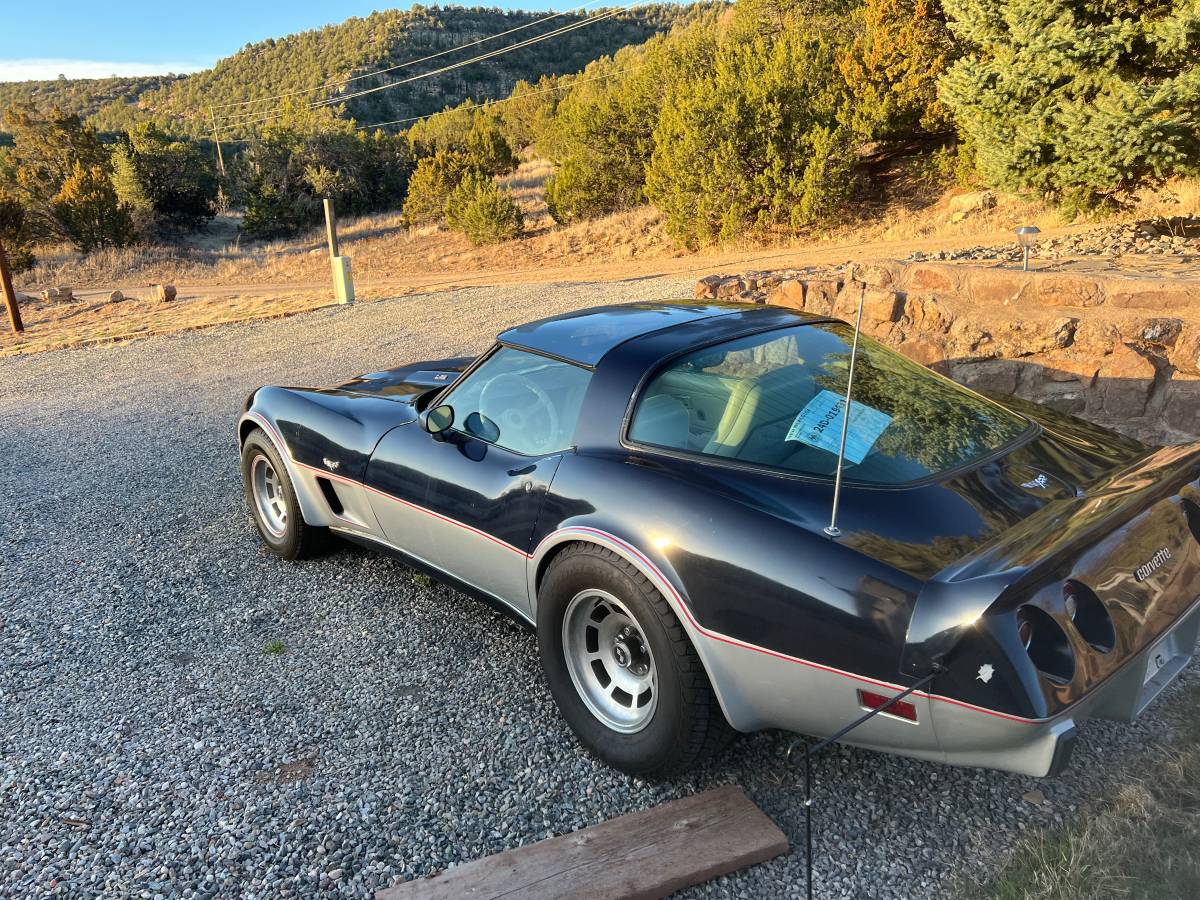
(824, 286), (866, 538)
(787, 668), (939, 899)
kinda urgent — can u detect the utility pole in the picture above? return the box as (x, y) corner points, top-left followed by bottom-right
(0, 239), (25, 334)
(208, 105), (226, 177)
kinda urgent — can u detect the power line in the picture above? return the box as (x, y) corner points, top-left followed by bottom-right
(355, 64), (636, 132)
(218, 4), (637, 130)
(213, 0), (606, 111)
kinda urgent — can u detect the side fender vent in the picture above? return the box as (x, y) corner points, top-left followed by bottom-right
(316, 477), (345, 516)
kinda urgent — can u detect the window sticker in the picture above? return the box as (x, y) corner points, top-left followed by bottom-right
(785, 389), (892, 464)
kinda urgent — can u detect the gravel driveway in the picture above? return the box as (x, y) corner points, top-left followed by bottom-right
(2, 280), (1196, 899)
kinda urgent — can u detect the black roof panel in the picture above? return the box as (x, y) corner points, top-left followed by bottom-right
(498, 302), (747, 366)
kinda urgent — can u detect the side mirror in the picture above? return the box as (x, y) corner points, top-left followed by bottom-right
(421, 404), (455, 435)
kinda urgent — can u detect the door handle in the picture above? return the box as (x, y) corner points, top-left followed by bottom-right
(507, 464), (537, 477)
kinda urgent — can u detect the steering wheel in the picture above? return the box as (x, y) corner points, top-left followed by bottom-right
(478, 372), (560, 454)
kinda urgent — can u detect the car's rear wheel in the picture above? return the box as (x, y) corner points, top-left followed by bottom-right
(537, 543), (733, 777)
(240, 428), (324, 560)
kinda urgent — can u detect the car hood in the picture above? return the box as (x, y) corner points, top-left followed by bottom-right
(335, 357), (473, 402)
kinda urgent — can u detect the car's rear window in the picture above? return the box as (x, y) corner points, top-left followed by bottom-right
(627, 323), (1030, 484)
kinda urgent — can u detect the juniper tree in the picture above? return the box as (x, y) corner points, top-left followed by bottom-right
(940, 0), (1200, 211)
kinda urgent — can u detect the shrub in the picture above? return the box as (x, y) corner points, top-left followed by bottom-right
(402, 150), (481, 227)
(444, 173), (524, 245)
(940, 0), (1200, 211)
(1, 102), (132, 251)
(0, 190), (35, 271)
(836, 0), (955, 142)
(239, 101), (411, 239)
(407, 102), (518, 176)
(539, 19), (722, 225)
(111, 122), (218, 236)
(645, 30), (854, 248)
(51, 162), (135, 252)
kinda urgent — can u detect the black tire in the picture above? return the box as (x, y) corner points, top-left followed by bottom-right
(240, 428), (325, 560)
(537, 543), (734, 778)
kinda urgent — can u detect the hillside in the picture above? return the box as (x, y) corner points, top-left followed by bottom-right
(2, 4), (696, 140)
(0, 75), (183, 140)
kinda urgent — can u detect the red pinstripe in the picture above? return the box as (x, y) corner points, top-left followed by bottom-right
(240, 410), (1040, 725)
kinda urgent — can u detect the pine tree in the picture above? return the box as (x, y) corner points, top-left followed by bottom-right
(940, 0), (1200, 211)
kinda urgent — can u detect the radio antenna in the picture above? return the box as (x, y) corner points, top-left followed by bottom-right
(824, 287), (867, 538)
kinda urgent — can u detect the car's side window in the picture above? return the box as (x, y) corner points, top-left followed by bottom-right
(442, 346), (592, 456)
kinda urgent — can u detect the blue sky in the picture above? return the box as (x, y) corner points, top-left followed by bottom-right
(0, 1), (574, 81)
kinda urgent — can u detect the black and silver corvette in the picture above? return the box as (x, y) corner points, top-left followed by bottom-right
(237, 302), (1200, 777)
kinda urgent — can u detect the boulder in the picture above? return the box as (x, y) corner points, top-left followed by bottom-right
(900, 294), (954, 334)
(1034, 274), (1103, 308)
(949, 359), (1022, 395)
(1097, 345), (1157, 418)
(1170, 326), (1200, 376)
(1073, 319), (1121, 357)
(897, 338), (945, 367)
(766, 279), (805, 311)
(694, 275), (723, 300)
(965, 268), (1033, 306)
(947, 191), (997, 216)
(156, 283), (178, 303)
(1131, 317), (1182, 349)
(1164, 379), (1200, 436)
(55, 285), (74, 301)
(108, 290), (125, 303)
(802, 280), (839, 316)
(715, 277), (743, 299)
(846, 261), (896, 287)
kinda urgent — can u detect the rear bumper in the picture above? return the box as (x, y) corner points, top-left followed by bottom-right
(931, 596), (1200, 777)
(699, 595), (1199, 779)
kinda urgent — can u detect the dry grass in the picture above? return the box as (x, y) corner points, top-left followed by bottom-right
(7, 158), (1198, 356)
(969, 683), (1200, 900)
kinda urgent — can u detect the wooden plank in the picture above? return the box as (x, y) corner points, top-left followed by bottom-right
(376, 784), (789, 900)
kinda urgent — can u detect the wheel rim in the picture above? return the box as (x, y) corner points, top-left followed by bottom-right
(251, 454), (287, 538)
(562, 589), (658, 734)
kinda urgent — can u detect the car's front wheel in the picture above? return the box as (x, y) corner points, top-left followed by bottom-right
(240, 428), (324, 560)
(537, 543), (732, 777)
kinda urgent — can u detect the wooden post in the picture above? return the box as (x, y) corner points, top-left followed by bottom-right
(0, 240), (24, 334)
(323, 198), (339, 258)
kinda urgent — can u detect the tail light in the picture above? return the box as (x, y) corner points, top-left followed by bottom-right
(1063, 580), (1115, 653)
(1015, 606), (1075, 684)
(857, 689), (918, 722)
(1183, 498), (1200, 544)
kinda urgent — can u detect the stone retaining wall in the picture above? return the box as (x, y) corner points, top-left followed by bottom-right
(695, 260), (1200, 445)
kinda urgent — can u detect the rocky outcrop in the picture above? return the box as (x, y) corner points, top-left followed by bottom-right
(696, 259), (1200, 445)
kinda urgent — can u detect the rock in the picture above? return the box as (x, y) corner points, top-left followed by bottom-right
(1164, 380), (1200, 435)
(55, 285), (74, 301)
(108, 290), (126, 303)
(949, 359), (1022, 395)
(767, 279), (805, 311)
(948, 191), (997, 216)
(905, 264), (959, 295)
(1098, 345), (1158, 418)
(14, 291), (35, 304)
(900, 294), (954, 335)
(861, 288), (905, 330)
(1170, 327), (1200, 376)
(1034, 275), (1103, 308)
(802, 280), (839, 316)
(847, 262), (895, 287)
(715, 277), (743, 299)
(1133, 317), (1182, 349)
(1073, 320), (1121, 357)
(897, 338), (945, 367)
(965, 268), (1034, 306)
(694, 275), (723, 300)
(1021, 789), (1046, 807)
(156, 284), (178, 303)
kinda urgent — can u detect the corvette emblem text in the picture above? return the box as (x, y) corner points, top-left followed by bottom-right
(1134, 547), (1172, 582)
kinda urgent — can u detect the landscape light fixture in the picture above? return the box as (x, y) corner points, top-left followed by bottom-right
(1016, 225), (1040, 271)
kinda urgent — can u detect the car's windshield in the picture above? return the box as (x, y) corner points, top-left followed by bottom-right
(627, 323), (1030, 484)
(443, 346), (591, 456)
